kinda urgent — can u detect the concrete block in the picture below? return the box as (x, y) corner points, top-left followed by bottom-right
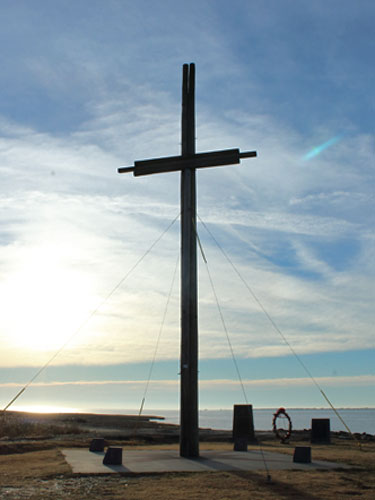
(232, 404), (256, 443)
(293, 446), (311, 463)
(311, 418), (330, 443)
(103, 446), (123, 465)
(89, 438), (106, 452)
(234, 437), (248, 452)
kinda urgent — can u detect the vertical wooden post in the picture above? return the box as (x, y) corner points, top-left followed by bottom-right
(118, 63), (256, 458)
(180, 63), (199, 457)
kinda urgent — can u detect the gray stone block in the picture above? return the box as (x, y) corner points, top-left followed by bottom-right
(311, 418), (330, 443)
(293, 446), (311, 463)
(89, 438), (106, 452)
(234, 437), (248, 452)
(103, 446), (123, 465)
(232, 404), (256, 443)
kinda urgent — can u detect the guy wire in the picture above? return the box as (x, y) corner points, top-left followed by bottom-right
(136, 252), (180, 427)
(197, 214), (360, 449)
(194, 220), (271, 480)
(2, 212), (180, 413)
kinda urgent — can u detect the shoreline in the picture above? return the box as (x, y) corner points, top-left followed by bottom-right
(2, 410), (374, 442)
(12, 406), (375, 413)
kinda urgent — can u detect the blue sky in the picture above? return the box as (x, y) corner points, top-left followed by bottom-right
(0, 0), (374, 414)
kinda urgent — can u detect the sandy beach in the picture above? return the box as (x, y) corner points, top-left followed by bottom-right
(0, 410), (374, 499)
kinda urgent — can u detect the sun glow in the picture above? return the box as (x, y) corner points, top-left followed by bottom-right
(0, 245), (96, 353)
(12, 404), (80, 414)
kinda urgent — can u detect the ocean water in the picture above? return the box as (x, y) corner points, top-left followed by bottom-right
(87, 407), (375, 435)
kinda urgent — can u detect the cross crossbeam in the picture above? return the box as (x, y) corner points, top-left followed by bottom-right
(118, 63), (256, 458)
(118, 149), (256, 176)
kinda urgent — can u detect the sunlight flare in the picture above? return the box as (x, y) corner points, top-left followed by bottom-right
(0, 245), (96, 352)
(303, 135), (342, 160)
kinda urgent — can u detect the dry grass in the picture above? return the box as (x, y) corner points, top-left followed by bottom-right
(0, 412), (373, 499)
(0, 414), (83, 439)
(260, 437), (375, 469)
(0, 449), (70, 482)
(0, 439), (374, 499)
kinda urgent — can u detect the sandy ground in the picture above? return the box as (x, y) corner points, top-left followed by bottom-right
(0, 411), (374, 499)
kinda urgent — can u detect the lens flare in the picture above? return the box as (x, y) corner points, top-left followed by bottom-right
(303, 135), (342, 161)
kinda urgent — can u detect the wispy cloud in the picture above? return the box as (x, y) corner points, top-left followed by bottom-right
(2, 374), (374, 390)
(0, 107), (373, 369)
(0, 1), (373, 413)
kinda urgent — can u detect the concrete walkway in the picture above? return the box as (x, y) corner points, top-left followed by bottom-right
(62, 448), (348, 474)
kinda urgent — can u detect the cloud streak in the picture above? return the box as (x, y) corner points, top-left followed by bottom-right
(2, 374), (374, 389)
(0, 112), (373, 370)
(0, 2), (373, 412)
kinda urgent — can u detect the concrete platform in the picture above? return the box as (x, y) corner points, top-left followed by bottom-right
(62, 448), (348, 474)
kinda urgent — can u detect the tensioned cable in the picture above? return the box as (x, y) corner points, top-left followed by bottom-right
(193, 221), (271, 481)
(203, 253), (248, 406)
(2, 212), (180, 413)
(198, 216), (318, 382)
(198, 214), (360, 448)
(138, 252), (180, 418)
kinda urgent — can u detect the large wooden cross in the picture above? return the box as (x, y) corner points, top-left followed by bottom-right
(118, 63), (256, 457)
